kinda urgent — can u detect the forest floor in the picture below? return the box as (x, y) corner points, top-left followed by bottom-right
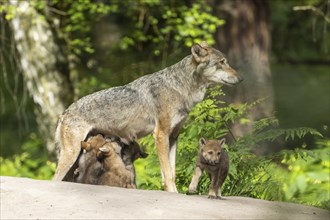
(1, 176), (329, 219)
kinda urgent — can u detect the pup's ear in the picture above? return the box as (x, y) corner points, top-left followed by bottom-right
(81, 141), (91, 151)
(199, 137), (207, 147)
(200, 41), (209, 47)
(191, 43), (209, 63)
(97, 146), (111, 159)
(218, 138), (226, 146)
(99, 146), (110, 154)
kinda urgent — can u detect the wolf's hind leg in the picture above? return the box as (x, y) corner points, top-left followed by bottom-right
(169, 139), (177, 181)
(53, 120), (91, 181)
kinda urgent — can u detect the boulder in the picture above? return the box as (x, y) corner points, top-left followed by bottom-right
(1, 176), (329, 219)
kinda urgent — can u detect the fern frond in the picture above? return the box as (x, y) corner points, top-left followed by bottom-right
(281, 127), (323, 141)
(252, 116), (279, 133)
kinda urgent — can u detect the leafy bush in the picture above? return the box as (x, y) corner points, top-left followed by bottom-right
(275, 139), (330, 209)
(116, 0), (224, 53)
(135, 86), (329, 209)
(0, 133), (55, 180)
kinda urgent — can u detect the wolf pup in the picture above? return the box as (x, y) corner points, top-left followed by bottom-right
(188, 138), (229, 199)
(104, 135), (148, 188)
(75, 134), (135, 188)
(54, 41), (242, 192)
(120, 141), (148, 188)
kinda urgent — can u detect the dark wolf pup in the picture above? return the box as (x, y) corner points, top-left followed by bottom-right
(188, 138), (229, 199)
(53, 41), (242, 192)
(74, 134), (146, 188)
(120, 140), (148, 187)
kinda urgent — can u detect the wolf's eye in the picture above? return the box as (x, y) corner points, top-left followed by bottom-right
(208, 151), (213, 155)
(217, 151), (221, 156)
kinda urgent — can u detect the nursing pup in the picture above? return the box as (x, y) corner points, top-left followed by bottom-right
(74, 134), (147, 188)
(120, 140), (148, 187)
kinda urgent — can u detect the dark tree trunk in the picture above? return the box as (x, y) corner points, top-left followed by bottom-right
(214, 0), (274, 142)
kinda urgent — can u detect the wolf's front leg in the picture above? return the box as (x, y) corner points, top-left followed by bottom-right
(188, 166), (203, 193)
(154, 125), (177, 192)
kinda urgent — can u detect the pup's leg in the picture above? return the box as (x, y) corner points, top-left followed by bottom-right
(154, 124), (177, 192)
(188, 166), (203, 193)
(208, 174), (218, 199)
(217, 187), (223, 199)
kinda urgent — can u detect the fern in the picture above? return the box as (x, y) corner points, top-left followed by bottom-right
(134, 87), (329, 209)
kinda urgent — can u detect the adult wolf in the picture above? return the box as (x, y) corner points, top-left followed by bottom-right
(53, 41), (242, 192)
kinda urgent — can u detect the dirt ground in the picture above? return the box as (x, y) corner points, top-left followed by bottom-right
(1, 176), (329, 219)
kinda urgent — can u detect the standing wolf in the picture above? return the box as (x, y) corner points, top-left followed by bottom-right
(53, 41), (242, 192)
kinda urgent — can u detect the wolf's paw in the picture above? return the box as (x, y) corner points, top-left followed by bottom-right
(208, 195), (217, 199)
(188, 186), (197, 194)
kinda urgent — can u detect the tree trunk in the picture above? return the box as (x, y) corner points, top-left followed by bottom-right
(214, 0), (274, 141)
(7, 0), (73, 157)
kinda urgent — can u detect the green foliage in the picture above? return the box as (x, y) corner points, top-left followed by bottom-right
(47, 0), (117, 56)
(0, 3), (15, 20)
(77, 76), (110, 97)
(276, 139), (330, 209)
(235, 122), (323, 148)
(0, 133), (55, 179)
(135, 87), (329, 209)
(116, 0), (224, 55)
(135, 146), (162, 190)
(10, 0), (116, 57)
(159, 2), (225, 47)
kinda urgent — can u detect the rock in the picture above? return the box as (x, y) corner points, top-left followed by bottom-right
(1, 176), (329, 219)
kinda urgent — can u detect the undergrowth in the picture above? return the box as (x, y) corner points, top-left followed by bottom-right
(136, 86), (329, 209)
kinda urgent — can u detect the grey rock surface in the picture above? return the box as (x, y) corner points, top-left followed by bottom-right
(1, 176), (329, 219)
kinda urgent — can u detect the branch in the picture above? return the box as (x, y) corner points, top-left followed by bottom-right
(48, 7), (67, 16)
(293, 5), (330, 23)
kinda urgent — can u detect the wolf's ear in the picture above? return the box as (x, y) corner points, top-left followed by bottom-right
(191, 43), (209, 63)
(81, 141), (91, 151)
(218, 138), (226, 146)
(199, 137), (207, 147)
